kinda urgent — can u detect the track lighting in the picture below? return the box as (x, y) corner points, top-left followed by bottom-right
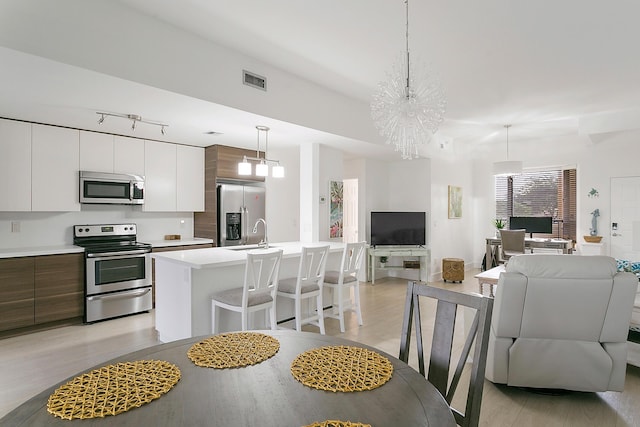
(96, 111), (168, 135)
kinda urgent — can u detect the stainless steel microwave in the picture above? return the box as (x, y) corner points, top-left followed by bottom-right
(79, 171), (144, 205)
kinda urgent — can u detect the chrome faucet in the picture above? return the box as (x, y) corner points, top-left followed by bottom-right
(252, 218), (268, 248)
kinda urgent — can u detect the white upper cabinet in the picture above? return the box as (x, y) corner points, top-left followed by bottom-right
(79, 131), (113, 173)
(144, 140), (177, 212)
(143, 141), (204, 212)
(114, 136), (145, 176)
(32, 124), (80, 211)
(79, 132), (144, 177)
(177, 145), (204, 212)
(0, 119), (31, 211)
(2, 120), (202, 213)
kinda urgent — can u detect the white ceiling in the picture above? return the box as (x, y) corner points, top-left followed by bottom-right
(2, 0), (640, 158)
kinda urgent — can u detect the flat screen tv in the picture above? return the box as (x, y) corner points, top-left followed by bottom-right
(370, 211), (426, 247)
(509, 216), (553, 237)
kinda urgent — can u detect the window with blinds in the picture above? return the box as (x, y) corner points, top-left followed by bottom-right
(495, 169), (576, 241)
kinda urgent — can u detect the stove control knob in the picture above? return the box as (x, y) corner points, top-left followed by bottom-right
(85, 228), (89, 232)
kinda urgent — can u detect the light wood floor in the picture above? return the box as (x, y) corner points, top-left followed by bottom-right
(2, 271), (640, 426)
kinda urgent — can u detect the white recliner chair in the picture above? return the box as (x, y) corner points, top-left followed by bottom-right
(485, 254), (637, 392)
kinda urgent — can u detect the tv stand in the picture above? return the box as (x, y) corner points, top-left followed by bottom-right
(368, 246), (430, 285)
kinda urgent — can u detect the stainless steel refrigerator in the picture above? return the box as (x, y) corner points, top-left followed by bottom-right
(217, 182), (266, 247)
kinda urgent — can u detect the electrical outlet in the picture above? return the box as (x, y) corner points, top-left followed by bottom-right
(11, 221), (20, 233)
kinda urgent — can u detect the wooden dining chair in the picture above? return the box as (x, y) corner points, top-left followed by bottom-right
(211, 248), (283, 333)
(276, 244), (330, 334)
(399, 281), (494, 427)
(323, 241), (366, 333)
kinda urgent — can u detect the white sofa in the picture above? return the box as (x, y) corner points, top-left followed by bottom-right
(485, 254), (637, 392)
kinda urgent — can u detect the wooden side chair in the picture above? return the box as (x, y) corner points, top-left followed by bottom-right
(499, 229), (526, 263)
(323, 241), (366, 333)
(211, 248), (283, 333)
(399, 281), (494, 427)
(276, 245), (330, 334)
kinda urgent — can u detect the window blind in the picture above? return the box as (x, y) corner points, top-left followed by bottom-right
(495, 169), (576, 241)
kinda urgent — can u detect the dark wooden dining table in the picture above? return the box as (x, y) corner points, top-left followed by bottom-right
(1, 330), (455, 426)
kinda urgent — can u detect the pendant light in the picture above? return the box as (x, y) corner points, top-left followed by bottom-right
(493, 124), (522, 176)
(237, 126), (285, 178)
(371, 0), (446, 159)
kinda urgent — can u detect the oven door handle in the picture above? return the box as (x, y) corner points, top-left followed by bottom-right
(87, 250), (150, 258)
(87, 288), (151, 301)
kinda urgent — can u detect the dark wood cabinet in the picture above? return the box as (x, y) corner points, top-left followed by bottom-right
(194, 144), (263, 242)
(34, 253), (84, 324)
(0, 253), (84, 333)
(0, 257), (35, 331)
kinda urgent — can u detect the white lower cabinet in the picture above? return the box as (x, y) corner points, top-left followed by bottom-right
(0, 119), (31, 211)
(32, 124), (80, 211)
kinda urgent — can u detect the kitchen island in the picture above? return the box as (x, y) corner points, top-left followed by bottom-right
(152, 241), (346, 342)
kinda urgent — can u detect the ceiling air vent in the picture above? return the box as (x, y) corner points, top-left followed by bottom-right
(243, 70), (267, 91)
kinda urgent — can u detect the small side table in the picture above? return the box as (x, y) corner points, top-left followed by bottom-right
(442, 258), (464, 283)
(474, 265), (505, 297)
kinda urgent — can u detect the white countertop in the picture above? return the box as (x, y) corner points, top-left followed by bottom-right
(146, 238), (214, 248)
(0, 238), (215, 258)
(0, 245), (84, 259)
(151, 241), (345, 269)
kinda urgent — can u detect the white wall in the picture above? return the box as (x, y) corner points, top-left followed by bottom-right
(0, 207), (192, 249)
(319, 145), (344, 241)
(265, 145), (300, 243)
(471, 129), (640, 265)
(344, 158), (367, 244)
(429, 157), (474, 278)
(364, 158), (391, 241)
(0, 0), (381, 147)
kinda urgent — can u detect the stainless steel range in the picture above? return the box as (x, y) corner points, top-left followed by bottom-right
(74, 223), (152, 323)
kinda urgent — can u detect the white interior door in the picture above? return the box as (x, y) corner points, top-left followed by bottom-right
(610, 176), (640, 261)
(343, 179), (358, 243)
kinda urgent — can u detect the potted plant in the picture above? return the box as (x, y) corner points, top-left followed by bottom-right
(494, 218), (506, 237)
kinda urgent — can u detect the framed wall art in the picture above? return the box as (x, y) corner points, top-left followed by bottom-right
(329, 180), (343, 238)
(448, 185), (462, 219)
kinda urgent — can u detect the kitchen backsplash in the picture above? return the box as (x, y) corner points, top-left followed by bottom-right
(0, 205), (193, 249)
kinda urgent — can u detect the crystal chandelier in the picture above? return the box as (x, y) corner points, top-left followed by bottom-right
(371, 0), (446, 159)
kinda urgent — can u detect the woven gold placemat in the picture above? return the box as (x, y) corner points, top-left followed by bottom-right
(291, 345), (393, 392)
(47, 360), (180, 420)
(187, 332), (280, 368)
(303, 421), (372, 427)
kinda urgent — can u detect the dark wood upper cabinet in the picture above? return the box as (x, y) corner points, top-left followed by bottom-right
(194, 145), (264, 242)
